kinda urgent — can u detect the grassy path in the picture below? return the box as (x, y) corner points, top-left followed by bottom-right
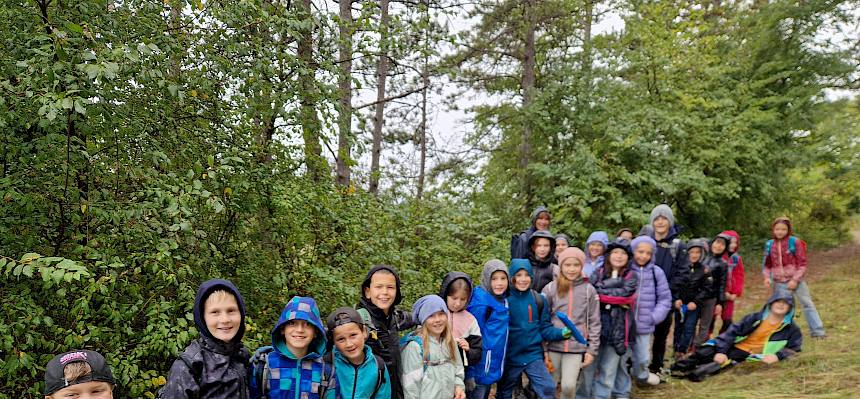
(636, 230), (860, 398)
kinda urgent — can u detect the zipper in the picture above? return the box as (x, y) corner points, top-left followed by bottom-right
(484, 350), (492, 374)
(565, 285), (574, 352)
(351, 362), (359, 399)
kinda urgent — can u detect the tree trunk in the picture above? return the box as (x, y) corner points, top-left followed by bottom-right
(369, 0), (390, 195)
(336, 0), (353, 186)
(520, 0), (537, 208)
(297, 0), (326, 181)
(417, 51), (429, 200)
(582, 0), (593, 74)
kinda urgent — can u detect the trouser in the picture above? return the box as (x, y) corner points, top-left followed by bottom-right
(497, 359), (556, 399)
(673, 308), (699, 354)
(468, 383), (491, 399)
(631, 333), (652, 382)
(592, 346), (628, 399)
(672, 345), (749, 381)
(548, 351), (583, 399)
(649, 316), (672, 372)
(774, 281), (826, 337)
(694, 298), (717, 347)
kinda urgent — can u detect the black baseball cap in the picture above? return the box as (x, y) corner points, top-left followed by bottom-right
(326, 307), (365, 332)
(44, 350), (115, 395)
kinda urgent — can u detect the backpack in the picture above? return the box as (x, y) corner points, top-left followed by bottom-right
(322, 352), (388, 399)
(530, 289), (545, 317)
(399, 333), (453, 372)
(764, 236), (800, 258)
(250, 346), (335, 398)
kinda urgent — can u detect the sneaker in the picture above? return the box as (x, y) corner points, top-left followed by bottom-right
(646, 372), (661, 386)
(812, 334), (827, 340)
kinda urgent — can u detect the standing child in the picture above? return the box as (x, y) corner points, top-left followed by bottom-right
(465, 260), (510, 399)
(439, 272), (483, 374)
(512, 207), (552, 260)
(670, 239), (713, 359)
(582, 238), (638, 399)
(527, 230), (559, 292)
(497, 259), (573, 399)
(324, 307), (392, 399)
(763, 217), (826, 338)
(162, 279), (250, 399)
(357, 265), (415, 399)
(583, 231), (609, 280)
(694, 234), (729, 347)
(717, 230), (745, 334)
(541, 247), (600, 399)
(44, 350), (116, 399)
(555, 233), (572, 257)
(628, 236), (671, 389)
(250, 296), (330, 399)
(401, 295), (466, 399)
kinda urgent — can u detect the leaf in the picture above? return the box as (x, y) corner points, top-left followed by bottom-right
(20, 253), (40, 263)
(21, 265), (33, 278)
(65, 22), (84, 34)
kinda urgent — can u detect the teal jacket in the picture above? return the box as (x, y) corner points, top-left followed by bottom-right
(325, 345), (391, 399)
(506, 259), (566, 366)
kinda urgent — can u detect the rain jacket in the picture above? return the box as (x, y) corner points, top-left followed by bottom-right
(583, 231), (609, 279)
(439, 272), (483, 366)
(671, 239), (714, 307)
(400, 333), (465, 399)
(511, 206), (551, 260)
(705, 234), (732, 305)
(325, 345), (391, 399)
(541, 277), (601, 356)
(720, 230), (746, 320)
(527, 229), (558, 293)
(506, 259), (567, 366)
(714, 291), (802, 361)
(762, 217), (808, 284)
(591, 266), (638, 355)
(465, 260), (509, 385)
(630, 236), (672, 334)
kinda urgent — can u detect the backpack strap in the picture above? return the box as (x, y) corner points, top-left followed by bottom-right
(370, 354), (387, 398)
(764, 239), (774, 257)
(250, 346), (275, 396)
(669, 238), (681, 260)
(400, 333), (428, 372)
(317, 356), (336, 398)
(788, 236), (797, 255)
(356, 307), (380, 342)
(530, 290), (544, 318)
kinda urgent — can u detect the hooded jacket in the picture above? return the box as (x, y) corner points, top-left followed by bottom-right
(506, 259), (566, 366)
(720, 230), (746, 320)
(250, 297), (328, 399)
(583, 231), (609, 279)
(715, 291), (802, 361)
(540, 273), (601, 356)
(400, 333), (465, 399)
(648, 205), (686, 285)
(356, 265), (414, 399)
(325, 345), (392, 399)
(162, 279), (251, 399)
(527, 229), (558, 293)
(465, 260), (509, 385)
(704, 234), (731, 304)
(763, 217), (808, 284)
(591, 265), (638, 356)
(439, 272), (483, 366)
(630, 236), (672, 334)
(511, 206), (551, 260)
(670, 238), (714, 306)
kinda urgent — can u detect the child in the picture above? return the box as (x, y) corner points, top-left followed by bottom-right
(671, 291), (802, 382)
(356, 265), (415, 399)
(511, 206), (552, 260)
(717, 230), (745, 334)
(763, 217), (826, 338)
(527, 229), (558, 292)
(162, 279), (250, 399)
(250, 296), (328, 399)
(465, 260), (510, 399)
(669, 239), (713, 359)
(401, 295), (466, 399)
(694, 234), (730, 347)
(628, 236), (671, 389)
(616, 228), (634, 242)
(582, 238), (638, 399)
(497, 259), (572, 399)
(439, 272), (483, 370)
(541, 247), (600, 399)
(324, 307), (392, 399)
(555, 233), (571, 256)
(44, 350), (116, 398)
(583, 231), (609, 280)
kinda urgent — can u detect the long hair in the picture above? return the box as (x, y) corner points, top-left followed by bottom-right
(557, 257), (583, 297)
(418, 314), (458, 364)
(604, 249), (629, 277)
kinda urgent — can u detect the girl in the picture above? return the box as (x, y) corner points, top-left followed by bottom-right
(438, 272), (483, 371)
(555, 233), (572, 256)
(628, 236), (671, 389)
(718, 230), (745, 334)
(401, 295), (466, 399)
(584, 238), (639, 399)
(583, 231), (609, 280)
(669, 239), (712, 359)
(465, 260), (510, 399)
(541, 247), (600, 399)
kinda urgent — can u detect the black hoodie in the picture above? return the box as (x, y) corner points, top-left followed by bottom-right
(356, 265), (415, 399)
(511, 206), (551, 259)
(160, 279), (250, 399)
(439, 272), (484, 366)
(527, 229), (558, 292)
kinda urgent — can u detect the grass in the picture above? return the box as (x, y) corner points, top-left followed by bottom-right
(635, 233), (860, 399)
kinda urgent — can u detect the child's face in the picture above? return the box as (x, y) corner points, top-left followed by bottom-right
(618, 231), (633, 241)
(652, 216), (670, 234)
(490, 271), (508, 295)
(688, 247), (702, 263)
(729, 237), (738, 253)
(608, 248), (629, 269)
(532, 238), (551, 259)
(283, 319), (316, 355)
(587, 242), (605, 259)
(425, 311), (448, 337)
(633, 244), (653, 266)
(364, 272), (397, 313)
(770, 299), (790, 316)
(332, 322), (367, 365)
(535, 213), (550, 230)
(773, 223), (789, 239)
(203, 293), (241, 343)
(560, 258), (583, 281)
(512, 269), (531, 291)
(446, 289), (469, 313)
(555, 238), (569, 254)
(711, 239), (727, 255)
(47, 381), (113, 399)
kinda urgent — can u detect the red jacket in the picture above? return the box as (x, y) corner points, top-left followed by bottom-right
(721, 230), (745, 297)
(762, 218), (808, 283)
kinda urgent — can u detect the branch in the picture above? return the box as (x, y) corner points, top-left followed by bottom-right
(354, 85), (428, 110)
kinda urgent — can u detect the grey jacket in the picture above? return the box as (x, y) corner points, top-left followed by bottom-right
(541, 278), (601, 356)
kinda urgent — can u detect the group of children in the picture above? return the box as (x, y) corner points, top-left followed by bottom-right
(41, 205), (823, 399)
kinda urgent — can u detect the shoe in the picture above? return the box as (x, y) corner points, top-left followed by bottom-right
(812, 334), (827, 340)
(646, 372), (661, 385)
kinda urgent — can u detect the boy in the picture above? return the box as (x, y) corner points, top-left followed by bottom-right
(465, 260), (510, 399)
(671, 292), (802, 382)
(325, 307), (392, 399)
(527, 229), (558, 292)
(44, 350), (115, 399)
(162, 279), (249, 399)
(250, 296), (329, 399)
(511, 206), (552, 259)
(763, 217), (826, 338)
(356, 265), (415, 399)
(693, 234), (730, 347)
(669, 239), (713, 358)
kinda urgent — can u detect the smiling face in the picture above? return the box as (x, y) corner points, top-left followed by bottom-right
(535, 212), (550, 230)
(425, 311), (448, 338)
(512, 269), (531, 292)
(555, 238), (569, 254)
(332, 322), (367, 365)
(587, 242), (605, 259)
(560, 257), (583, 281)
(490, 271), (508, 296)
(283, 319), (316, 358)
(688, 247), (703, 263)
(532, 237), (551, 259)
(773, 222), (789, 240)
(48, 381), (113, 399)
(633, 243), (653, 266)
(608, 248), (629, 270)
(770, 299), (790, 317)
(652, 216), (670, 235)
(364, 271), (397, 314)
(711, 238), (727, 255)
(203, 291), (241, 343)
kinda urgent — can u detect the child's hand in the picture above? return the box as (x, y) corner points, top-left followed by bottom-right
(561, 327), (572, 339)
(453, 386), (465, 399)
(456, 338), (470, 351)
(762, 354), (779, 364)
(714, 304), (723, 317)
(713, 353), (728, 365)
(674, 300), (682, 310)
(725, 293), (736, 301)
(687, 302), (697, 311)
(787, 280), (798, 290)
(582, 353), (595, 367)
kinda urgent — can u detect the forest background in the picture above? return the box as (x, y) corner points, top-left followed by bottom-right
(1, 0), (859, 397)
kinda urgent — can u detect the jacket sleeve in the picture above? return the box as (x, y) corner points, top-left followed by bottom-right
(159, 356), (199, 399)
(669, 265), (683, 301)
(792, 239), (808, 282)
(400, 341), (424, 399)
(396, 309), (417, 331)
(762, 244), (772, 279)
(715, 313), (753, 354)
(454, 346), (465, 389)
(717, 262), (728, 304)
(586, 286), (601, 356)
(464, 334), (483, 366)
(695, 268), (714, 306)
(538, 294), (566, 342)
(650, 268), (672, 327)
(732, 256), (745, 296)
(776, 325), (803, 361)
